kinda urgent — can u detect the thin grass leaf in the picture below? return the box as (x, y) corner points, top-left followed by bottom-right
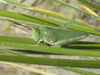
(0, 38), (100, 57)
(70, 0), (76, 16)
(2, 0), (100, 18)
(0, 61), (58, 75)
(1, 0), (32, 9)
(32, 8), (89, 27)
(2, 48), (97, 75)
(68, 42), (100, 47)
(0, 36), (100, 52)
(64, 41), (100, 52)
(1, 48), (98, 75)
(77, 2), (99, 16)
(0, 55), (100, 68)
(0, 10), (100, 35)
(0, 17), (44, 28)
(0, 48), (100, 73)
(62, 66), (100, 75)
(77, 0), (100, 11)
(0, 0), (100, 74)
(0, 0), (85, 27)
(0, 35), (100, 51)
(0, 49), (60, 55)
(76, 0), (100, 20)
(53, 0), (100, 18)
(0, 10), (60, 27)
(1, 0), (100, 29)
(0, 48), (26, 56)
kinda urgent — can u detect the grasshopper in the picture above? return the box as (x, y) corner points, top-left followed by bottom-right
(7, 18), (89, 47)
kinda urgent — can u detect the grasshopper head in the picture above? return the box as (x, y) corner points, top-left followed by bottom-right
(31, 27), (40, 41)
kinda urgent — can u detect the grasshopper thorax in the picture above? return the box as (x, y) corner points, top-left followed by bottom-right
(31, 27), (40, 41)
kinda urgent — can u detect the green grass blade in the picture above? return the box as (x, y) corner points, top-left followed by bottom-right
(0, 0), (100, 73)
(0, 36), (38, 45)
(62, 66), (100, 75)
(0, 55), (100, 68)
(53, 0), (100, 18)
(63, 41), (100, 52)
(0, 49), (60, 55)
(0, 10), (60, 27)
(95, 0), (100, 2)
(0, 39), (100, 57)
(69, 24), (100, 36)
(32, 9), (90, 27)
(0, 36), (100, 52)
(2, 0), (100, 18)
(78, 0), (100, 11)
(0, 10), (99, 35)
(0, 48), (26, 56)
(2, 49), (99, 74)
(1, 0), (32, 9)
(1, 0), (100, 28)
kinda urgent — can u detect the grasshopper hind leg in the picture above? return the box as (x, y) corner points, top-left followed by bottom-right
(47, 42), (61, 48)
(45, 43), (51, 48)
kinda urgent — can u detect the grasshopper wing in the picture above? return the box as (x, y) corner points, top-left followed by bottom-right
(51, 29), (89, 45)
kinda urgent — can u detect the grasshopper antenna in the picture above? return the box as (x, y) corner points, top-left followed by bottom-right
(7, 19), (31, 30)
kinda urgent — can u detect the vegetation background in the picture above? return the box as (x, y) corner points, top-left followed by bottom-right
(0, 0), (100, 75)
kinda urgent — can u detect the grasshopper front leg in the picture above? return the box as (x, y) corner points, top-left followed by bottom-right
(36, 39), (42, 46)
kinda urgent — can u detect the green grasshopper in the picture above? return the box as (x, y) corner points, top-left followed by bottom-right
(8, 18), (89, 47)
